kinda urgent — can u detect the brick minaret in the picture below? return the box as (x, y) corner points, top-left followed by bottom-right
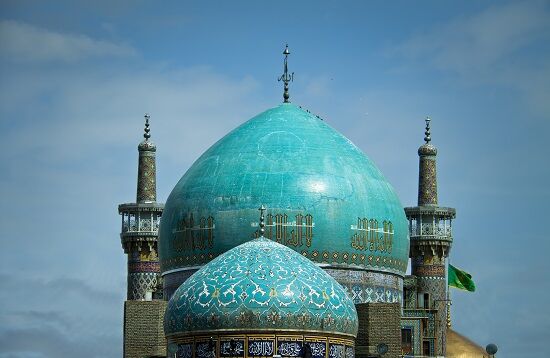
(118, 114), (166, 358)
(405, 117), (455, 356)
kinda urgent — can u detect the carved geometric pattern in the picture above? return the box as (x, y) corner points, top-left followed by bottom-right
(162, 249), (408, 275)
(137, 153), (156, 202)
(400, 319), (421, 355)
(324, 269), (403, 304)
(162, 246), (408, 279)
(411, 274), (447, 356)
(127, 272), (159, 300)
(413, 264), (445, 277)
(128, 261), (160, 273)
(418, 157), (437, 205)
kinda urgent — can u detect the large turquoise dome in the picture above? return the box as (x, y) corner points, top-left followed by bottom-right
(159, 103), (409, 280)
(164, 237), (358, 337)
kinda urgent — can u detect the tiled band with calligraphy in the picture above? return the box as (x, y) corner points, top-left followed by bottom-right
(169, 335), (354, 358)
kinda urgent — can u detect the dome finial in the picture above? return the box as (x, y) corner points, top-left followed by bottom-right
(278, 44), (294, 103)
(144, 113), (151, 141)
(258, 205), (266, 237)
(424, 116), (431, 144)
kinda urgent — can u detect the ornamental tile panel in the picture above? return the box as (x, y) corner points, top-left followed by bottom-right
(164, 238), (358, 337)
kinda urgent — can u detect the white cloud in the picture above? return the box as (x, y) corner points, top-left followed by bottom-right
(0, 65), (262, 171)
(0, 29), (264, 356)
(391, 1), (550, 117)
(397, 1), (550, 76)
(0, 20), (136, 63)
(0, 274), (122, 357)
(304, 76), (331, 97)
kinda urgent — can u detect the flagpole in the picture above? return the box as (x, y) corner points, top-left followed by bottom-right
(446, 289), (452, 328)
(446, 256), (452, 328)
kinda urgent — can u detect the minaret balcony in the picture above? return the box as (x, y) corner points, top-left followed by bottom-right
(409, 224), (453, 240)
(120, 230), (160, 252)
(121, 224), (160, 235)
(404, 206), (456, 218)
(409, 233), (453, 243)
(405, 206), (455, 244)
(118, 202), (164, 213)
(118, 202), (164, 245)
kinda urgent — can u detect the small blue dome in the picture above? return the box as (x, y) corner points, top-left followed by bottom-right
(164, 237), (358, 337)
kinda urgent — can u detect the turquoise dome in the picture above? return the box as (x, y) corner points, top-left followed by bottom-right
(159, 103), (408, 276)
(164, 237), (358, 337)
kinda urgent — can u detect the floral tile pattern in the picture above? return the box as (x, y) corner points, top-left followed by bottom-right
(165, 237), (358, 337)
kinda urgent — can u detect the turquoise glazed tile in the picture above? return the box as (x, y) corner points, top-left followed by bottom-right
(159, 103), (409, 276)
(164, 237), (358, 337)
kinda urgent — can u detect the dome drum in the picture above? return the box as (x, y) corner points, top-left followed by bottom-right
(161, 206), (408, 275)
(166, 333), (355, 358)
(163, 266), (404, 305)
(325, 268), (403, 305)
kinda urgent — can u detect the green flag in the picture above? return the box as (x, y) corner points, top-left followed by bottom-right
(448, 264), (476, 292)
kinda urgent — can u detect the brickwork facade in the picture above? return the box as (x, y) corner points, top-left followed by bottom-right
(355, 303), (401, 358)
(123, 300), (167, 358)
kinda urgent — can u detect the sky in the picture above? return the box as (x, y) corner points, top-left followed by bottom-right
(0, 1), (549, 357)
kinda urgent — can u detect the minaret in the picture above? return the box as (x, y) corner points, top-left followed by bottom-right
(118, 114), (164, 300)
(119, 115), (167, 358)
(405, 117), (456, 357)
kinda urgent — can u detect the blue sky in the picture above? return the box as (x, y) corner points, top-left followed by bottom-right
(1, 1), (549, 357)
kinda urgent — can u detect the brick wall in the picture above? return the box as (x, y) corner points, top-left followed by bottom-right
(355, 303), (401, 358)
(124, 300), (167, 358)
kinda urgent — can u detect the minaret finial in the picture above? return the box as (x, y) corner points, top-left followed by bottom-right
(144, 113), (151, 140)
(278, 44), (294, 103)
(258, 205), (266, 237)
(424, 116), (431, 144)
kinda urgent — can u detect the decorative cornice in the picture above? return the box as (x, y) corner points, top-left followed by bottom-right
(118, 202), (164, 214)
(404, 206), (456, 218)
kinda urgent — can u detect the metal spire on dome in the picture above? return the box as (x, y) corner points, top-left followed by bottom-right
(144, 113), (151, 140)
(278, 44), (294, 103)
(258, 205), (266, 237)
(424, 116), (431, 144)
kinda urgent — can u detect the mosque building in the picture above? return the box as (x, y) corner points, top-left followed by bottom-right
(118, 46), (488, 358)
